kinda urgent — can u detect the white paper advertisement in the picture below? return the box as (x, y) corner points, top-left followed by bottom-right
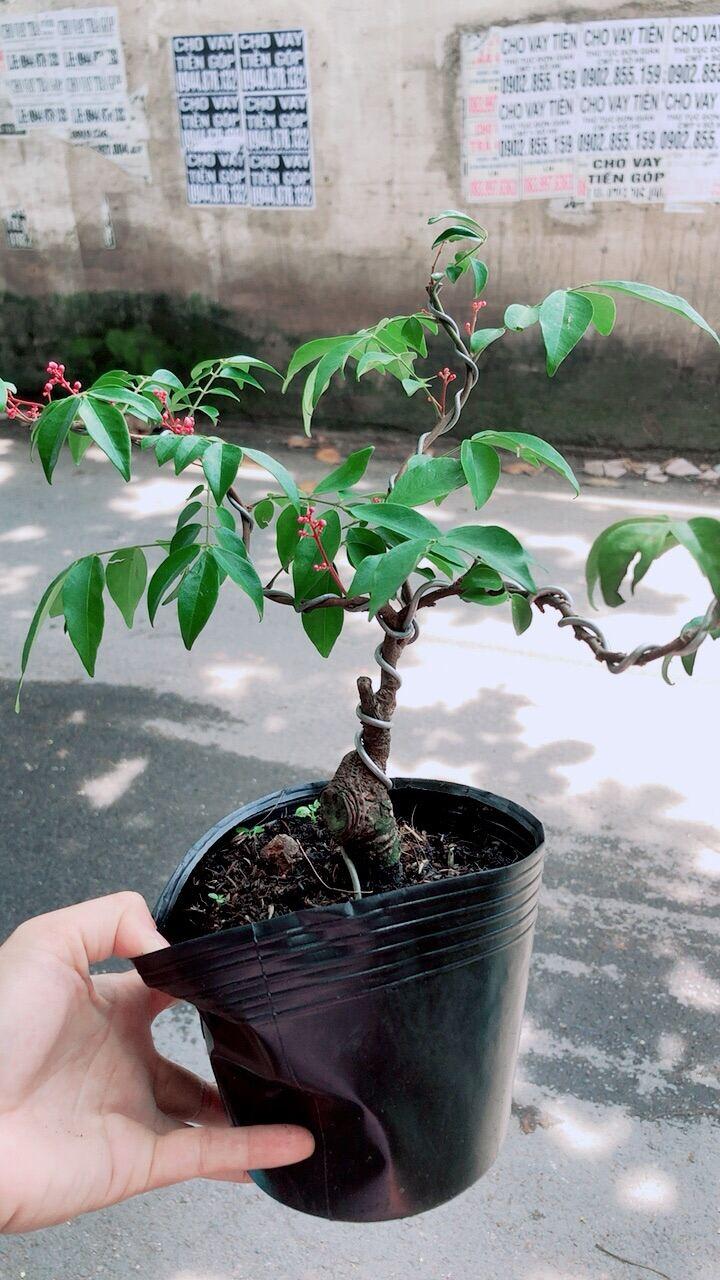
(462, 17), (720, 206)
(0, 7), (150, 180)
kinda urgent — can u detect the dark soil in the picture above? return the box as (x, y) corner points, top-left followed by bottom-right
(177, 807), (520, 939)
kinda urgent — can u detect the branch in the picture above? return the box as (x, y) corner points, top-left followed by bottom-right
(392, 277), (479, 485)
(413, 571), (720, 675)
(530, 586), (720, 674)
(263, 589), (370, 613)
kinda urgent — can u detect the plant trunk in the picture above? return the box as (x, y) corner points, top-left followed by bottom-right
(319, 611), (409, 890)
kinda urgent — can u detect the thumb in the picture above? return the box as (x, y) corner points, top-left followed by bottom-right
(10, 891), (167, 972)
(145, 1123), (315, 1192)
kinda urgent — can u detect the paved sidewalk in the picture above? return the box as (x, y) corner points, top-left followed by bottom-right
(0, 426), (718, 1279)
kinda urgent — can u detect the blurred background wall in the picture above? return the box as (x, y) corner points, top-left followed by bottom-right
(1, 0), (719, 452)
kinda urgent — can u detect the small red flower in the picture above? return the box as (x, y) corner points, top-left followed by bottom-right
(435, 367), (457, 416)
(43, 360), (81, 399)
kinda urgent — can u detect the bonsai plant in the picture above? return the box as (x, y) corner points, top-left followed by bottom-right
(5, 211), (719, 1222)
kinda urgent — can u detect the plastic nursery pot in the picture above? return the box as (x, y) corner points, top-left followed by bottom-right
(134, 778), (544, 1223)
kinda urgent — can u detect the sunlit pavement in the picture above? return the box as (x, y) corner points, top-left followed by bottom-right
(0, 425), (718, 1279)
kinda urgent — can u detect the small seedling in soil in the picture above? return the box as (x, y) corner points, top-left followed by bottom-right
(207, 891), (228, 905)
(295, 801), (321, 823)
(8, 211), (720, 925)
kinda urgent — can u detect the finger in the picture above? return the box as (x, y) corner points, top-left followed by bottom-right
(94, 969), (178, 1020)
(146, 1124), (315, 1192)
(12, 891), (168, 969)
(154, 1057), (228, 1127)
(149, 988), (178, 1019)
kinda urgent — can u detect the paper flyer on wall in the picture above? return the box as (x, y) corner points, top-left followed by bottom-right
(462, 16), (720, 207)
(0, 7), (150, 180)
(172, 29), (314, 208)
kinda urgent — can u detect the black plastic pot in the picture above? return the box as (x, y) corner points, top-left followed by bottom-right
(135, 778), (544, 1222)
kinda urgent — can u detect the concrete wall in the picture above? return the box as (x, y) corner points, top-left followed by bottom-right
(1, 0), (720, 451)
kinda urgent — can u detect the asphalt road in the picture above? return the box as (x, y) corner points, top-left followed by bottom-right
(0, 425), (718, 1279)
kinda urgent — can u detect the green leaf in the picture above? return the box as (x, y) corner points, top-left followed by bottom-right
(446, 252), (472, 284)
(217, 367), (264, 392)
(210, 547), (263, 618)
(584, 281), (720, 345)
(460, 440), (501, 509)
(215, 506), (235, 531)
(219, 355), (280, 377)
(276, 504), (301, 569)
(301, 363), (321, 435)
(442, 526), (536, 592)
(368, 539), (428, 618)
(511, 593), (533, 635)
(177, 550), (220, 649)
(147, 546), (200, 623)
(471, 259), (489, 297)
(169, 523), (202, 553)
(349, 553), (383, 596)
(215, 526), (249, 558)
(89, 371), (132, 390)
(672, 517), (720, 597)
(428, 209), (486, 233)
(63, 555), (105, 676)
(680, 613), (720, 677)
(355, 350), (402, 379)
(173, 435), (208, 474)
(196, 405), (219, 424)
(201, 386), (241, 403)
(572, 290), (616, 337)
(149, 368), (184, 390)
(431, 224), (487, 249)
(106, 547), (147, 628)
(154, 432), (181, 465)
(459, 563), (506, 603)
(313, 447), (374, 494)
(242, 447), (300, 510)
(426, 545), (468, 578)
(470, 327), (505, 356)
(68, 431), (93, 465)
(345, 526), (387, 569)
(539, 290), (594, 376)
(189, 358), (220, 379)
(16, 567), (69, 710)
(0, 378), (16, 411)
(283, 335), (357, 388)
(472, 430), (579, 495)
(88, 388), (162, 422)
(176, 500), (203, 530)
(390, 456), (466, 507)
(301, 339), (365, 428)
(301, 601), (344, 657)
(347, 501), (440, 543)
(586, 517), (675, 607)
(253, 497), (274, 528)
(78, 398), (131, 481)
(201, 440), (243, 505)
(34, 396), (81, 482)
(401, 377), (427, 397)
(401, 317), (427, 356)
(504, 304), (539, 331)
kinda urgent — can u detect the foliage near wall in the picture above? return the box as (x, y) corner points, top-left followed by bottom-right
(0, 293), (248, 396)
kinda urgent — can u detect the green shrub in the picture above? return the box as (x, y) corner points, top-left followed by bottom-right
(0, 292), (249, 395)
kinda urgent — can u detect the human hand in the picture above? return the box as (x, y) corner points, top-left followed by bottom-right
(0, 892), (314, 1233)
